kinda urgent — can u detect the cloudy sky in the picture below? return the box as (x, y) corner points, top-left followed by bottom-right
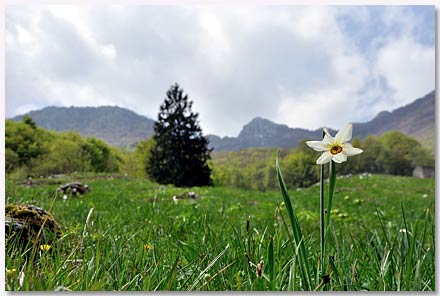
(5, 5), (435, 137)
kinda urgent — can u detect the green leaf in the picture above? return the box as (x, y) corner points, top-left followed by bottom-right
(276, 149), (311, 290)
(165, 257), (180, 290)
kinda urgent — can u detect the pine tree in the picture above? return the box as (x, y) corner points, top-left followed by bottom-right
(147, 83), (212, 187)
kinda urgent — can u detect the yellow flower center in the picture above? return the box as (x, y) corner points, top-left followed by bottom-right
(330, 145), (343, 155)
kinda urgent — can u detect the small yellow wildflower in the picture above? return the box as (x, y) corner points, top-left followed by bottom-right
(40, 244), (51, 251)
(6, 268), (16, 279)
(143, 244), (153, 250)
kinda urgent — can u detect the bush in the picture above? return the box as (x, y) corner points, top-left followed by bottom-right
(6, 118), (122, 177)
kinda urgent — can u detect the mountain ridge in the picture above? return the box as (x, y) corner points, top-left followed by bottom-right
(12, 105), (155, 148)
(207, 90), (435, 151)
(10, 90), (435, 151)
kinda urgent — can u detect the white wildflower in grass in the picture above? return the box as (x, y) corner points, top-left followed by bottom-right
(274, 123), (363, 289)
(306, 123), (363, 164)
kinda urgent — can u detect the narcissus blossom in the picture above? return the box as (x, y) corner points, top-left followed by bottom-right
(306, 123), (363, 165)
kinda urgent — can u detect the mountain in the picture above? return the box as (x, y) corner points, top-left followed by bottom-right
(11, 106), (155, 148)
(208, 117), (335, 151)
(208, 90), (435, 151)
(10, 90), (435, 151)
(352, 91), (435, 149)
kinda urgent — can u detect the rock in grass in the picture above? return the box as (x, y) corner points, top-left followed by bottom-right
(57, 182), (90, 196)
(5, 204), (62, 248)
(172, 191), (199, 202)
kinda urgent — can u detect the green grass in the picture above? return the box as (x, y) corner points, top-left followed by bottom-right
(5, 173), (435, 291)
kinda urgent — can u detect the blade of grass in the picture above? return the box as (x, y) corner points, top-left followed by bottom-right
(420, 207), (429, 252)
(276, 149), (311, 290)
(328, 255), (342, 291)
(165, 257), (180, 290)
(400, 203), (411, 290)
(288, 258), (296, 291)
(153, 257), (179, 291)
(374, 204), (391, 247)
(199, 260), (236, 290)
(267, 236), (274, 290)
(189, 243), (230, 291)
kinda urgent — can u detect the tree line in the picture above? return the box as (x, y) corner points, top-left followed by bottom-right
(210, 131), (435, 191)
(6, 116), (122, 178)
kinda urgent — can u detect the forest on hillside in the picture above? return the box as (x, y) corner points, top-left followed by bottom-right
(6, 116), (434, 191)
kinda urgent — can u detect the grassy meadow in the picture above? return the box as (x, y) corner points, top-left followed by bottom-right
(5, 171), (435, 291)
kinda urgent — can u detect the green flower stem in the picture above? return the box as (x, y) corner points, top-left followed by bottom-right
(319, 132), (325, 278)
(326, 160), (336, 229)
(324, 160), (336, 275)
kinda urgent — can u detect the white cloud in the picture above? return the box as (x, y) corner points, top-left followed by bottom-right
(292, 6), (335, 40)
(5, 5), (435, 136)
(376, 36), (435, 107)
(13, 104), (40, 116)
(277, 52), (370, 130)
(101, 44), (117, 60)
(274, 6), (374, 130)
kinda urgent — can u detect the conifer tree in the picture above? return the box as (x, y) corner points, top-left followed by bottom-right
(147, 83), (212, 187)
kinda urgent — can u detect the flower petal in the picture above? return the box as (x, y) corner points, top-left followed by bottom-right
(335, 123), (353, 144)
(332, 152), (347, 163)
(306, 141), (328, 151)
(316, 151), (333, 165)
(341, 143), (363, 156)
(322, 134), (335, 146)
(323, 128), (333, 138)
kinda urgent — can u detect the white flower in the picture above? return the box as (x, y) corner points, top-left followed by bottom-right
(306, 123), (363, 165)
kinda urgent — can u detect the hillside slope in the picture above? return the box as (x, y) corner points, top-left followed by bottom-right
(353, 91), (435, 149)
(12, 106), (155, 148)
